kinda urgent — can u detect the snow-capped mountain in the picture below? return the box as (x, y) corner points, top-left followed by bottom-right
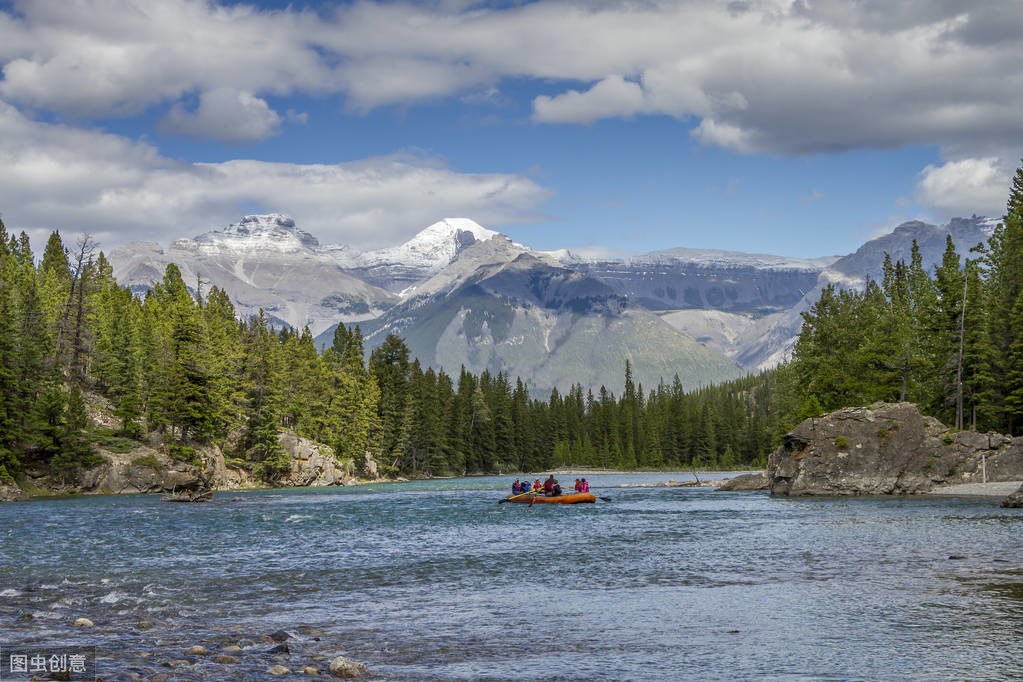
(109, 211), (999, 393)
(335, 218), (502, 293)
(186, 213), (320, 254)
(323, 240), (745, 395)
(109, 214), (397, 336)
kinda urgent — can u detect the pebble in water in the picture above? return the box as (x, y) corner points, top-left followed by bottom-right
(73, 617), (93, 628)
(186, 645), (208, 656)
(267, 664), (292, 675)
(212, 654), (238, 664)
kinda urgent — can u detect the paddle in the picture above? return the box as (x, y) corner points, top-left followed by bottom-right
(498, 489), (538, 504)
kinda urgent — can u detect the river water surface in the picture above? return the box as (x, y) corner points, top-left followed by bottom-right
(1, 474), (1021, 680)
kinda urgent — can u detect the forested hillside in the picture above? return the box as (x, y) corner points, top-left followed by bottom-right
(783, 164), (1023, 436)
(0, 222), (780, 485)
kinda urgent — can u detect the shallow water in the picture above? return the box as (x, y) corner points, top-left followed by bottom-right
(1, 473), (1021, 680)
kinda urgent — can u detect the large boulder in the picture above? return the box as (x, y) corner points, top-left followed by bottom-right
(1002, 484), (1023, 508)
(716, 471), (769, 491)
(278, 432), (352, 487)
(769, 402), (1023, 496)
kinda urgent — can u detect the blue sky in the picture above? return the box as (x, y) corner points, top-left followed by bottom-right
(1, 0), (1021, 259)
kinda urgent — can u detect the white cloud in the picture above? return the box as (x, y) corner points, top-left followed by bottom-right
(533, 76), (646, 124)
(916, 157), (1011, 218)
(159, 89), (282, 143)
(2, 0), (1023, 214)
(2, 0), (1022, 155)
(0, 101), (551, 250)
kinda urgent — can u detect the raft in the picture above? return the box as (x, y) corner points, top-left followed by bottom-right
(505, 492), (596, 504)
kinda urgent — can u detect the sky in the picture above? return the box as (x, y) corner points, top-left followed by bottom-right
(1, 0), (1022, 259)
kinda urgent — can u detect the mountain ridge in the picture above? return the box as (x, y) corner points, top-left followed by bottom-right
(108, 211), (997, 393)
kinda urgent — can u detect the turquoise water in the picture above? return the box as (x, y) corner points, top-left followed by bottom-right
(1, 474), (1021, 680)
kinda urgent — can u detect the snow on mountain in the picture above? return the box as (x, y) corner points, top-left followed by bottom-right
(180, 213), (320, 256)
(109, 213), (397, 336)
(337, 218), (502, 293)
(546, 245), (837, 271)
(633, 247), (839, 271)
(344, 218), (498, 270)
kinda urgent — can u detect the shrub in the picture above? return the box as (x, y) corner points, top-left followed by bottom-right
(131, 454), (162, 469)
(835, 435), (849, 450)
(253, 449), (291, 482)
(93, 433), (138, 454)
(167, 444), (199, 465)
(877, 428), (889, 440)
(924, 458), (935, 472)
(947, 464), (958, 477)
(942, 433), (955, 446)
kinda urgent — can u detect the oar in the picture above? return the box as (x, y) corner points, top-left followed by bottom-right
(498, 490), (536, 504)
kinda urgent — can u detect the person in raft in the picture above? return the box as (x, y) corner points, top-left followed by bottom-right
(574, 478), (582, 493)
(543, 474), (562, 496)
(580, 478), (590, 493)
(512, 479), (521, 494)
(533, 479), (542, 492)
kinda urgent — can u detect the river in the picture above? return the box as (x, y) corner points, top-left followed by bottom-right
(1, 473), (1021, 680)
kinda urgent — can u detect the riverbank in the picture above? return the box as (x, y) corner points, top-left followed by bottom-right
(928, 481), (1023, 497)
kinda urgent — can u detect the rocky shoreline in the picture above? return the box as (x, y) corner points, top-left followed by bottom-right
(4, 429), (392, 502)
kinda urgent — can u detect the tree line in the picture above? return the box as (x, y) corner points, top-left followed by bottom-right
(0, 222), (780, 485)
(782, 163), (1023, 435)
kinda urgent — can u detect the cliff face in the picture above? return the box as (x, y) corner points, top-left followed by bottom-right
(769, 402), (1023, 496)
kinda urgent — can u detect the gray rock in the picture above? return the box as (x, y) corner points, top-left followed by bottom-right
(768, 402), (1023, 496)
(716, 472), (768, 491)
(0, 481), (28, 502)
(267, 664), (292, 675)
(186, 646), (208, 656)
(212, 655), (238, 664)
(328, 655), (369, 678)
(1002, 484), (1023, 508)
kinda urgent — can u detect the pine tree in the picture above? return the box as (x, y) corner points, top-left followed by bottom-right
(1008, 160), (1023, 216)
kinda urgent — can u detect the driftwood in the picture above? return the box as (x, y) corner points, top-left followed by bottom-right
(162, 490), (213, 503)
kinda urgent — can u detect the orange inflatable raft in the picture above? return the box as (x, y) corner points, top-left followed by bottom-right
(504, 492), (596, 504)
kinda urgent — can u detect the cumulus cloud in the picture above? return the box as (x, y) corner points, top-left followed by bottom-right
(0, 101), (551, 250)
(3, 0), (1022, 153)
(533, 76), (646, 124)
(916, 157), (1012, 218)
(2, 0), (1023, 213)
(159, 89), (283, 143)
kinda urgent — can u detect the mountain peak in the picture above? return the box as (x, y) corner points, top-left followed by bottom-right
(350, 218), (501, 273)
(185, 213), (320, 254)
(406, 218), (499, 252)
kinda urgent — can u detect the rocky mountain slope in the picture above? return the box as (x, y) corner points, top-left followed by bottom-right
(552, 247), (836, 313)
(339, 239), (744, 394)
(109, 214), (398, 336)
(334, 217), (502, 294)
